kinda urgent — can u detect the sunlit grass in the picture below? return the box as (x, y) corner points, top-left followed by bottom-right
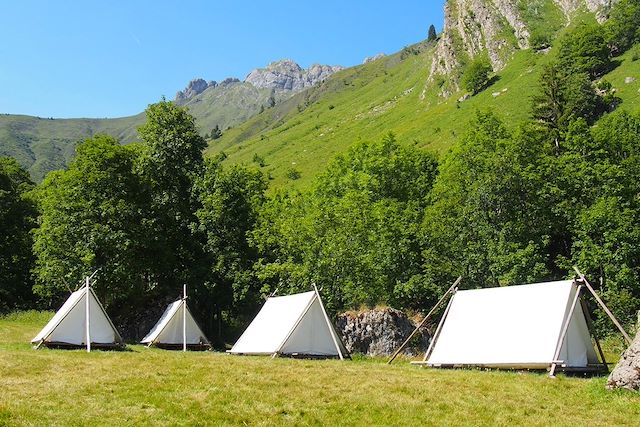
(1, 311), (638, 426)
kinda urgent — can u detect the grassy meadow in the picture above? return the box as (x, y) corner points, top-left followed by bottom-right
(1, 311), (639, 426)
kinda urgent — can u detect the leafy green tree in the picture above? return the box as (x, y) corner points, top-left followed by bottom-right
(210, 125), (222, 140)
(558, 23), (611, 79)
(252, 133), (439, 311)
(427, 25), (437, 42)
(137, 99), (208, 299)
(605, 0), (640, 54)
(194, 160), (267, 343)
(462, 58), (492, 95)
(421, 112), (550, 291)
(0, 157), (37, 312)
(32, 135), (150, 324)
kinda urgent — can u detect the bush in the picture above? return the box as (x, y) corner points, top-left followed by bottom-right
(286, 168), (301, 180)
(462, 58), (492, 95)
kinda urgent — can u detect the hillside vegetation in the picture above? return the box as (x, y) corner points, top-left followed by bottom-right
(1, 312), (639, 426)
(211, 29), (640, 190)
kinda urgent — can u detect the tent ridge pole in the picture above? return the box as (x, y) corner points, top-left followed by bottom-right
(550, 282), (583, 377)
(573, 266), (632, 345)
(388, 276), (462, 365)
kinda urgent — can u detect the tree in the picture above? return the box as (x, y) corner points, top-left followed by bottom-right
(252, 133), (439, 311)
(0, 157), (37, 312)
(558, 23), (611, 79)
(194, 161), (267, 343)
(531, 64), (602, 146)
(605, 0), (640, 54)
(421, 112), (551, 292)
(137, 100), (208, 299)
(210, 125), (222, 140)
(32, 135), (151, 325)
(462, 58), (492, 95)
(427, 24), (437, 42)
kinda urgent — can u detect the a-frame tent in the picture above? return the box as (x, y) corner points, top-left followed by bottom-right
(229, 288), (348, 359)
(31, 281), (124, 350)
(405, 277), (611, 375)
(141, 297), (211, 350)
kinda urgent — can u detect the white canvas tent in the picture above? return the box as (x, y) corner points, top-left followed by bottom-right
(229, 288), (348, 359)
(31, 280), (123, 350)
(141, 296), (210, 350)
(418, 279), (605, 373)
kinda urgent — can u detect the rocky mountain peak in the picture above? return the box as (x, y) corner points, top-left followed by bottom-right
(175, 78), (217, 103)
(244, 59), (344, 92)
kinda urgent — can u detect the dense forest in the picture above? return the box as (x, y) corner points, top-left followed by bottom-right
(2, 0), (640, 344)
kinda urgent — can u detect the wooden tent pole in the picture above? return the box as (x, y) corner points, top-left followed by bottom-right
(183, 284), (187, 352)
(387, 276), (462, 365)
(549, 283), (583, 377)
(85, 276), (91, 353)
(573, 267), (632, 345)
(422, 288), (457, 363)
(580, 298), (607, 367)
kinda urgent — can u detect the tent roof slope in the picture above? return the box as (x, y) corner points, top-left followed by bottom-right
(426, 280), (599, 369)
(141, 299), (210, 347)
(229, 290), (347, 358)
(31, 286), (123, 347)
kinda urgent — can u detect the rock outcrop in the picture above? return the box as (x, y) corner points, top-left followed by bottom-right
(607, 331), (640, 391)
(429, 0), (617, 94)
(336, 307), (429, 356)
(245, 59), (344, 92)
(175, 78), (217, 103)
(363, 53), (386, 64)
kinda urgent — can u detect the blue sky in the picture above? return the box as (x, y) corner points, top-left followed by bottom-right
(0, 1), (445, 118)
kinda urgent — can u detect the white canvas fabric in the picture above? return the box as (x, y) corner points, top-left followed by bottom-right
(427, 280), (599, 369)
(141, 299), (210, 346)
(31, 286), (122, 346)
(229, 290), (346, 357)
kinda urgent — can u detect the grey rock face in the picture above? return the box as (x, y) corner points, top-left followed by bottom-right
(607, 330), (640, 391)
(336, 307), (430, 356)
(363, 53), (386, 64)
(429, 0), (618, 94)
(245, 59), (344, 92)
(175, 78), (217, 103)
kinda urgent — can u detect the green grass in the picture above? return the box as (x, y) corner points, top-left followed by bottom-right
(1, 311), (638, 426)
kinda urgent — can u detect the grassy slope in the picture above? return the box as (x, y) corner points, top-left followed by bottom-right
(210, 37), (640, 192)
(0, 84), (288, 182)
(0, 114), (143, 182)
(1, 312), (638, 426)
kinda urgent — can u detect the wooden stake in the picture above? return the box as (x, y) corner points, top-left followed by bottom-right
(573, 267), (632, 345)
(387, 276), (462, 365)
(183, 284), (187, 352)
(422, 288), (457, 363)
(550, 283), (583, 377)
(85, 276), (91, 353)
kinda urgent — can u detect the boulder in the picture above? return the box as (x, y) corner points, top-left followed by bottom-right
(607, 331), (640, 391)
(336, 307), (429, 356)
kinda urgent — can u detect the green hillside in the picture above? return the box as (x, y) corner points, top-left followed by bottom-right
(210, 40), (640, 191)
(0, 114), (143, 181)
